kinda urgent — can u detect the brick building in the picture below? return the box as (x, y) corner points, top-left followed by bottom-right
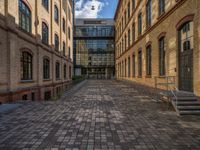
(0, 0), (74, 102)
(115, 0), (200, 97)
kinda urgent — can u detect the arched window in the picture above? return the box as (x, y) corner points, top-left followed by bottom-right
(42, 22), (49, 44)
(18, 0), (31, 33)
(63, 18), (66, 33)
(42, 0), (49, 11)
(146, 45), (152, 76)
(146, 0), (152, 27)
(54, 5), (59, 24)
(138, 50), (142, 77)
(159, 0), (165, 16)
(63, 41), (66, 56)
(21, 51), (33, 80)
(54, 34), (59, 51)
(43, 58), (50, 79)
(180, 22), (193, 52)
(159, 36), (166, 76)
(138, 13), (142, 36)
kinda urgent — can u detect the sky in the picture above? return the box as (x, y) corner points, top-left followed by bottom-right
(75, 0), (118, 18)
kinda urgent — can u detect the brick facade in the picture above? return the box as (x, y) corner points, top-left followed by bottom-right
(0, 0), (74, 103)
(115, 0), (200, 97)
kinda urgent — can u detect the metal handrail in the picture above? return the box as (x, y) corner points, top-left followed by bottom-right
(155, 76), (179, 110)
(170, 87), (179, 110)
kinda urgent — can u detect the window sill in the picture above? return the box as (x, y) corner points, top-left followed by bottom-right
(157, 75), (166, 78)
(20, 80), (34, 83)
(145, 75), (152, 78)
(43, 79), (51, 82)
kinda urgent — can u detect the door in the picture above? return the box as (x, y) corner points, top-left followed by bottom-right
(179, 21), (194, 92)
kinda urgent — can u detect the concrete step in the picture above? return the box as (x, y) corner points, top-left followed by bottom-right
(179, 110), (200, 115)
(172, 96), (197, 101)
(173, 101), (200, 106)
(177, 105), (200, 110)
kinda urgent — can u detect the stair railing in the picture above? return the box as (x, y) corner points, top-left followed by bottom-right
(170, 87), (179, 111)
(155, 76), (179, 110)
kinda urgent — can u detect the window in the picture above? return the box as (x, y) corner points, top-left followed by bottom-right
(63, 18), (66, 33)
(63, 42), (66, 56)
(56, 62), (60, 79)
(146, 45), (152, 76)
(68, 27), (71, 40)
(138, 13), (142, 36)
(159, 0), (165, 16)
(43, 58), (50, 79)
(132, 54), (136, 77)
(132, 23), (135, 42)
(128, 29), (131, 47)
(180, 22), (193, 52)
(44, 91), (51, 101)
(128, 57), (131, 77)
(125, 35), (127, 49)
(125, 59), (127, 77)
(159, 37), (166, 76)
(54, 34), (59, 51)
(42, 0), (48, 11)
(138, 50), (142, 77)
(54, 5), (59, 24)
(69, 66), (72, 79)
(19, 0), (31, 33)
(132, 0), (135, 10)
(68, 47), (71, 58)
(21, 51), (32, 80)
(22, 94), (28, 101)
(124, 11), (127, 25)
(68, 7), (71, 22)
(146, 0), (152, 27)
(42, 22), (49, 44)
(64, 64), (67, 79)
(128, 3), (131, 19)
(31, 92), (35, 101)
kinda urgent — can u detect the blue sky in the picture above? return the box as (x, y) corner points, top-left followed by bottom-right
(75, 0), (118, 18)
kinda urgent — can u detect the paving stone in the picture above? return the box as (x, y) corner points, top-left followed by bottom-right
(0, 80), (200, 149)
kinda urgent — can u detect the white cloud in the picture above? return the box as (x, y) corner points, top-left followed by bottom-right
(75, 0), (108, 18)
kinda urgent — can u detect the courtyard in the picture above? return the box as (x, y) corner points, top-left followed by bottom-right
(0, 80), (200, 150)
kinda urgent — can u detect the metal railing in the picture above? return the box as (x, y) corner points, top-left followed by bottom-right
(155, 76), (179, 110)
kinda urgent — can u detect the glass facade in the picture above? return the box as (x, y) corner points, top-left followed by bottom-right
(74, 20), (115, 79)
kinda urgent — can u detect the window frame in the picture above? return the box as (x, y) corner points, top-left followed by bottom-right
(54, 5), (59, 24)
(42, 22), (49, 45)
(42, 0), (49, 11)
(138, 50), (142, 77)
(43, 58), (50, 80)
(146, 45), (152, 76)
(146, 0), (152, 28)
(63, 18), (66, 33)
(159, 37), (166, 76)
(55, 62), (60, 80)
(21, 51), (33, 80)
(18, 0), (32, 33)
(158, 0), (165, 16)
(54, 34), (59, 51)
(138, 13), (142, 36)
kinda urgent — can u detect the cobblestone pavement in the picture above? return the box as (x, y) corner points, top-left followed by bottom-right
(0, 80), (200, 150)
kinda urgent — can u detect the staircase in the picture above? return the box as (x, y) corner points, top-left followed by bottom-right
(171, 91), (200, 115)
(161, 90), (200, 115)
(155, 76), (200, 115)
